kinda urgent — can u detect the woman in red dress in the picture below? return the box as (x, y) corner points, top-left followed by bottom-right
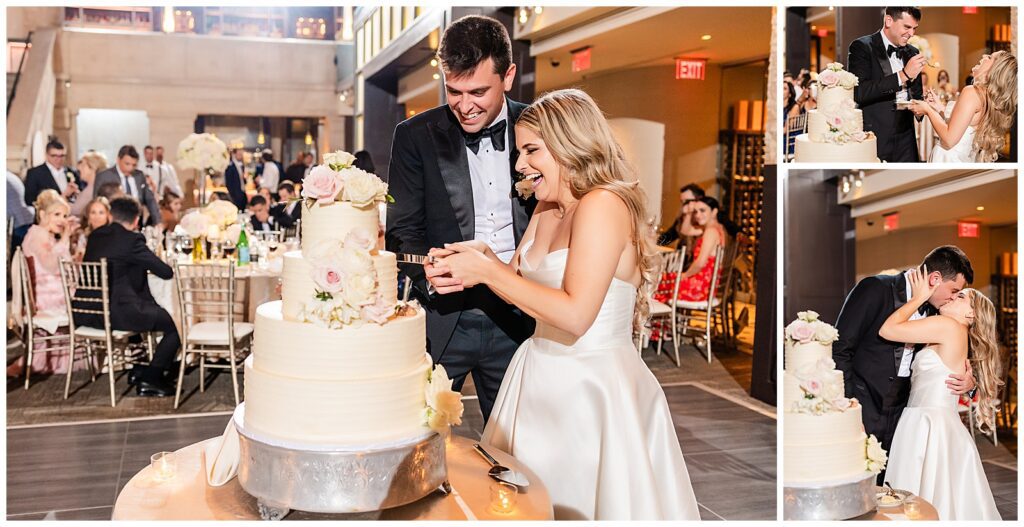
(656, 197), (726, 303)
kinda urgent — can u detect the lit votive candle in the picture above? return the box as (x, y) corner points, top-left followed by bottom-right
(903, 497), (921, 519)
(151, 451), (177, 481)
(489, 481), (518, 515)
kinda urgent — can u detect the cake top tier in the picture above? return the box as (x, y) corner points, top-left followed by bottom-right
(816, 62), (859, 92)
(785, 311), (838, 352)
(299, 149), (391, 211)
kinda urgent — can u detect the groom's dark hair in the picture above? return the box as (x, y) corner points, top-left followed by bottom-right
(884, 7), (922, 22)
(922, 245), (973, 284)
(437, 15), (513, 78)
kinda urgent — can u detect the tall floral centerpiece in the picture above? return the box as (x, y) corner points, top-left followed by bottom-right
(177, 133), (230, 207)
(176, 200), (242, 261)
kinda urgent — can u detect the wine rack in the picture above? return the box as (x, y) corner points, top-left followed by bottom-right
(720, 130), (765, 298)
(993, 254), (1017, 432)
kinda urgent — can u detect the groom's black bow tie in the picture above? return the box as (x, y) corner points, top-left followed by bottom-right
(463, 119), (507, 154)
(886, 44), (906, 59)
(918, 303), (933, 316)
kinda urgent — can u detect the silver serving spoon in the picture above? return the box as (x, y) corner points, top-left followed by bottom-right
(473, 443), (530, 489)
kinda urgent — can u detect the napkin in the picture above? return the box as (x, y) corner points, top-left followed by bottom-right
(204, 419), (241, 486)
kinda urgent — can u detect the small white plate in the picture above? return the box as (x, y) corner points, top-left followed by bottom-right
(876, 491), (908, 508)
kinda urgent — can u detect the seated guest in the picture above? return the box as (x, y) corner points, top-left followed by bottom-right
(74, 196), (112, 259)
(7, 190), (76, 377)
(655, 197), (729, 303)
(257, 187), (274, 206)
(70, 150), (109, 217)
(247, 195), (277, 232)
(658, 183), (706, 248)
(160, 191), (183, 232)
(94, 145), (161, 228)
(95, 181), (125, 201)
(80, 197), (179, 397)
(7, 170), (35, 250)
(23, 139), (82, 206)
(272, 182), (301, 228)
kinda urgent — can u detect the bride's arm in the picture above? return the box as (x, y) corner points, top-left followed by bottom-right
(441, 189), (630, 338)
(919, 86), (982, 150)
(879, 267), (959, 344)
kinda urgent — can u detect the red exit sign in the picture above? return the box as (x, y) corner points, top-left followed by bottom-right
(676, 58), (707, 80)
(817, 29), (829, 38)
(962, 7), (978, 14)
(571, 47), (591, 73)
(958, 221), (980, 238)
(883, 212), (900, 232)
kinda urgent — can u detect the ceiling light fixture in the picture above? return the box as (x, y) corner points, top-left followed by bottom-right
(976, 206), (985, 211)
(701, 34), (712, 41)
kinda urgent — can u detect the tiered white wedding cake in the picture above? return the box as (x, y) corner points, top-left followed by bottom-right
(782, 311), (887, 520)
(235, 151), (462, 515)
(793, 63), (879, 163)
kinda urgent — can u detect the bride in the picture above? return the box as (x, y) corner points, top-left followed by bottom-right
(425, 89), (700, 520)
(911, 50), (1017, 162)
(879, 267), (1002, 520)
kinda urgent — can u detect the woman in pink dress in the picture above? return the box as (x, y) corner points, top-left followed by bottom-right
(8, 190), (77, 377)
(655, 196), (727, 303)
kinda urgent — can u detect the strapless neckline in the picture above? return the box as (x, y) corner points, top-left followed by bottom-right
(519, 239), (639, 289)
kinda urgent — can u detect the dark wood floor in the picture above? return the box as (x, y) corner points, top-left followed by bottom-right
(7, 385), (776, 521)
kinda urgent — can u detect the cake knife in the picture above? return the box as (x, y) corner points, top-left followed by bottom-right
(395, 253), (437, 265)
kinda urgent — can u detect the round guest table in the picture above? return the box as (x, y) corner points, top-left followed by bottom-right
(853, 487), (939, 521)
(112, 434), (552, 520)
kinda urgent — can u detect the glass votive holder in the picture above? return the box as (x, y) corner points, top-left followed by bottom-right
(489, 480), (518, 515)
(903, 497), (921, 519)
(151, 451), (177, 481)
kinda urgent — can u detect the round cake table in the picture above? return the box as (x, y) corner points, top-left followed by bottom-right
(853, 487), (939, 521)
(113, 434), (552, 520)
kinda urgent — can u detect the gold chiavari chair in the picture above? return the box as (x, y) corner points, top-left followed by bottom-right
(13, 249), (70, 390)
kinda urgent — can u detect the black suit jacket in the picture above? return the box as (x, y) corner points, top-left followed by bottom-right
(77, 223), (173, 330)
(94, 167), (161, 226)
(833, 273), (936, 426)
(224, 162), (248, 210)
(23, 164), (82, 206)
(848, 32), (924, 161)
(271, 201), (301, 228)
(386, 98), (536, 359)
(249, 215), (278, 232)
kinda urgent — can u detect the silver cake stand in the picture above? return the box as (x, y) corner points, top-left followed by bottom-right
(232, 404), (449, 520)
(783, 472), (877, 520)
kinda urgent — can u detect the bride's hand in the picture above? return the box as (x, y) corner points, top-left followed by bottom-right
(439, 243), (494, 288)
(924, 90), (945, 113)
(446, 240), (494, 257)
(909, 99), (931, 116)
(908, 266), (938, 303)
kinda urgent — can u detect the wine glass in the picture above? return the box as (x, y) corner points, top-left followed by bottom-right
(222, 240), (236, 260)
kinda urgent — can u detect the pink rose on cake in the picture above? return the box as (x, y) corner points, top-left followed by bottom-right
(787, 320), (815, 344)
(302, 165), (344, 205)
(800, 378), (823, 397)
(817, 69), (840, 88)
(361, 295), (395, 325)
(312, 264), (346, 294)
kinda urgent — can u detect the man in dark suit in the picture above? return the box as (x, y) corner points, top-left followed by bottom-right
(247, 195), (278, 232)
(224, 148), (248, 210)
(23, 139), (82, 206)
(386, 15), (535, 422)
(272, 182), (301, 229)
(79, 197), (180, 397)
(94, 145), (161, 227)
(848, 7), (927, 162)
(833, 246), (976, 480)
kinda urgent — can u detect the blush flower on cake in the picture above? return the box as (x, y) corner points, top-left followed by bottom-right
(301, 150), (393, 209)
(785, 310), (840, 346)
(424, 365), (464, 431)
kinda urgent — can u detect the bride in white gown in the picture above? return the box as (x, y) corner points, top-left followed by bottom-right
(879, 267), (1002, 520)
(427, 89), (700, 520)
(911, 50), (1017, 163)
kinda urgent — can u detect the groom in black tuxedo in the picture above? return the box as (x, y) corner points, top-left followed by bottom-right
(386, 15), (536, 422)
(848, 6), (926, 162)
(833, 246), (976, 478)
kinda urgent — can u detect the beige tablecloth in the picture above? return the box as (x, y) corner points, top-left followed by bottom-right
(112, 434), (552, 520)
(148, 261), (282, 331)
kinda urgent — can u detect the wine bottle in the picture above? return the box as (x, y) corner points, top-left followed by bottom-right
(237, 229), (250, 266)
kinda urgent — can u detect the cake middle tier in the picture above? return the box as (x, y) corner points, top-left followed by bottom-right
(281, 251), (399, 322)
(783, 407), (868, 484)
(807, 108), (864, 142)
(243, 351), (433, 445)
(782, 369), (845, 406)
(253, 301), (424, 379)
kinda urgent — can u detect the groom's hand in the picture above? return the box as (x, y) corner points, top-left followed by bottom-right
(946, 359), (976, 395)
(424, 257), (464, 295)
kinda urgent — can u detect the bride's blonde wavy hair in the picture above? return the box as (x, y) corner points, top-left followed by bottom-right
(515, 89), (657, 332)
(972, 51), (1017, 162)
(964, 288), (1003, 433)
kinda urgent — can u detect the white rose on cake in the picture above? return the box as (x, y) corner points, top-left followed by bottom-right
(341, 168), (387, 208)
(337, 246), (374, 276)
(323, 150), (356, 170)
(866, 435), (888, 474)
(344, 227), (377, 252)
(424, 365), (464, 431)
(343, 273), (378, 307)
(360, 295), (395, 325)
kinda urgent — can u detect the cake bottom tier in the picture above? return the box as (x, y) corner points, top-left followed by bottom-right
(243, 353), (432, 445)
(784, 408), (868, 484)
(793, 134), (878, 163)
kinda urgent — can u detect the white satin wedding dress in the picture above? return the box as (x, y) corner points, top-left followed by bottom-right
(886, 348), (1001, 520)
(479, 241), (700, 520)
(928, 125), (976, 162)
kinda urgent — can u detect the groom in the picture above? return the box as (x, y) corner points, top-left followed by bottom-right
(386, 15), (536, 423)
(848, 6), (926, 162)
(833, 246), (976, 479)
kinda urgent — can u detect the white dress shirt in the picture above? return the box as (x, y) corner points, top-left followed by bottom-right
(880, 31), (909, 103)
(898, 270), (926, 377)
(157, 161), (182, 197)
(116, 165), (140, 199)
(46, 162), (67, 193)
(466, 101), (516, 263)
(260, 162), (280, 191)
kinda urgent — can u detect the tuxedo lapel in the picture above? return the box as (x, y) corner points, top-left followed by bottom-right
(430, 108), (475, 241)
(507, 99), (531, 245)
(871, 32), (894, 77)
